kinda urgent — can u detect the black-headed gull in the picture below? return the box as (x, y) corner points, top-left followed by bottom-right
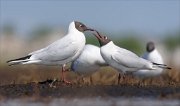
(93, 31), (171, 76)
(7, 21), (94, 84)
(71, 44), (108, 75)
(133, 42), (165, 78)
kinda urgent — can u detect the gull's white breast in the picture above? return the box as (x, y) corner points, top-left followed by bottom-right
(71, 44), (107, 75)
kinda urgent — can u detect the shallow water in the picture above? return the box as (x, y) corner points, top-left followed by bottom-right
(0, 97), (179, 106)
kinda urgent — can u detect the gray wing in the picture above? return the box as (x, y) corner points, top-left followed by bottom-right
(30, 37), (78, 62)
(111, 49), (149, 69)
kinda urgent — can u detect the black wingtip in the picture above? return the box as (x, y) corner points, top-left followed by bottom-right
(6, 55), (31, 63)
(152, 62), (167, 66)
(7, 60), (12, 63)
(152, 62), (172, 70)
(167, 67), (172, 70)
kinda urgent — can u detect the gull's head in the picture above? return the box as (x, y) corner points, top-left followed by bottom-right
(147, 42), (155, 52)
(69, 21), (95, 33)
(93, 30), (111, 47)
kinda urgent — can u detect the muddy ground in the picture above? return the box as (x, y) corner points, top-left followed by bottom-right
(0, 66), (180, 103)
(0, 80), (179, 100)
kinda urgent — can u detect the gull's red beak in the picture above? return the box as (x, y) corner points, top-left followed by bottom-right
(86, 27), (95, 31)
(93, 30), (102, 39)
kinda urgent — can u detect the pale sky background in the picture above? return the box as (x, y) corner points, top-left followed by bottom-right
(1, 0), (180, 37)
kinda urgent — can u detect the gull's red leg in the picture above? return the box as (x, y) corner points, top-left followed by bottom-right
(61, 64), (71, 84)
(121, 73), (125, 83)
(118, 73), (126, 84)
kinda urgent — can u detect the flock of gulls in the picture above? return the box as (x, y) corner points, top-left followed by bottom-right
(7, 21), (171, 84)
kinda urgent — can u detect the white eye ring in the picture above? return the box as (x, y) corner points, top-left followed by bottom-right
(79, 24), (83, 27)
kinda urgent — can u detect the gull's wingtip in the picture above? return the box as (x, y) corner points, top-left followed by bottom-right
(6, 55), (32, 66)
(7, 59), (13, 63)
(167, 67), (172, 70)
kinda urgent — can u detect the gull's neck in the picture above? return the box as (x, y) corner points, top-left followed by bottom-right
(68, 22), (82, 35)
(148, 48), (157, 54)
(101, 41), (114, 48)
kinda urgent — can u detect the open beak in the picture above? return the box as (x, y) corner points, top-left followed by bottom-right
(85, 27), (102, 39)
(86, 27), (95, 31)
(92, 30), (102, 39)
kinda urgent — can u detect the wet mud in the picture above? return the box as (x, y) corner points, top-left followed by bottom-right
(0, 80), (179, 100)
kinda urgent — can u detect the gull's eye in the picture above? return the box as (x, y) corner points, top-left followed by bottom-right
(104, 36), (108, 39)
(79, 24), (83, 27)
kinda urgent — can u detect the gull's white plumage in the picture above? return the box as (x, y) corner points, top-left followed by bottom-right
(93, 32), (170, 81)
(142, 49), (163, 64)
(71, 44), (107, 75)
(100, 41), (154, 74)
(133, 48), (164, 78)
(8, 21), (85, 66)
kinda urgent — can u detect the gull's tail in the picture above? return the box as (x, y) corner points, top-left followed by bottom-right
(152, 62), (172, 70)
(7, 55), (32, 66)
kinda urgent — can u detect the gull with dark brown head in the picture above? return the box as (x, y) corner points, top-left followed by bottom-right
(133, 42), (166, 78)
(93, 31), (171, 78)
(7, 21), (94, 84)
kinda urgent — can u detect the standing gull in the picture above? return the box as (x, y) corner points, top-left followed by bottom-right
(133, 42), (165, 78)
(71, 44), (108, 75)
(93, 31), (171, 79)
(7, 21), (94, 83)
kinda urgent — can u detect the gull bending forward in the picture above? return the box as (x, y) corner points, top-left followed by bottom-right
(93, 31), (171, 81)
(7, 21), (94, 83)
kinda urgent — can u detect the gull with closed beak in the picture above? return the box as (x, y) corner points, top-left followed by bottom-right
(133, 42), (166, 78)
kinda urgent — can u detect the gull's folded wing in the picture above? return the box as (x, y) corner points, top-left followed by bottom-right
(111, 50), (149, 69)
